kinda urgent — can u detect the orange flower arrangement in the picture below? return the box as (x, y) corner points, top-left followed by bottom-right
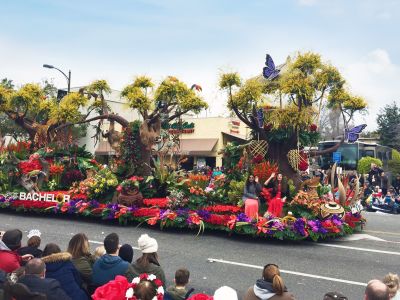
(189, 186), (205, 196)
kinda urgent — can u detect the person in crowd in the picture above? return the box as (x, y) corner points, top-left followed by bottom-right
(214, 286), (238, 300)
(323, 291), (348, 300)
(383, 191), (398, 214)
(134, 280), (158, 300)
(372, 186), (383, 204)
(382, 273), (400, 299)
(67, 233), (95, 288)
(92, 233), (135, 286)
(167, 268), (190, 300)
(244, 263), (295, 300)
(380, 171), (389, 197)
(348, 171), (357, 186)
(94, 245), (106, 260)
(265, 173), (289, 218)
(17, 229), (43, 258)
(18, 258), (71, 300)
(41, 243), (88, 300)
(392, 174), (400, 195)
(0, 229), (32, 273)
(118, 244), (134, 263)
(242, 174), (263, 219)
(212, 167), (223, 177)
(365, 279), (390, 300)
(368, 163), (383, 186)
(132, 234), (166, 288)
(205, 166), (212, 177)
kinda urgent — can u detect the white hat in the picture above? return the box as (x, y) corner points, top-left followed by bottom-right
(138, 234), (158, 253)
(27, 229), (41, 239)
(214, 286), (238, 300)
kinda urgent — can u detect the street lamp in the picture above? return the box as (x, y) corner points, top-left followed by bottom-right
(43, 64), (71, 93)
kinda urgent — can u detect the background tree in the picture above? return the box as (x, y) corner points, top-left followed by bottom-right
(220, 52), (367, 185)
(377, 102), (400, 151)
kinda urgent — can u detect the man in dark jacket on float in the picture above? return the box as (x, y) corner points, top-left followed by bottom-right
(368, 163), (383, 186)
(18, 258), (71, 300)
(92, 232), (135, 286)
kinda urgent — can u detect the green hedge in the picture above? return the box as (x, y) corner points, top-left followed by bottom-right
(357, 157), (383, 174)
(388, 149), (400, 176)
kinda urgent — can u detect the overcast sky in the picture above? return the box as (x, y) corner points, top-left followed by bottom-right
(1, 0), (399, 130)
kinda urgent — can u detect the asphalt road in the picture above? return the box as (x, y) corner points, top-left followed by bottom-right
(1, 210), (399, 300)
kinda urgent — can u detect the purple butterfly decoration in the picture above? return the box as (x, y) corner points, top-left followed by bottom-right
(345, 124), (367, 143)
(263, 54), (280, 80)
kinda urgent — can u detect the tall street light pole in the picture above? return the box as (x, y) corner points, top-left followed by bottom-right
(43, 64), (71, 93)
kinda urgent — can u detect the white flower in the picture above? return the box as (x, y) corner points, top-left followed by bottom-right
(125, 287), (134, 298)
(147, 274), (157, 281)
(132, 277), (140, 284)
(152, 297), (157, 300)
(157, 286), (164, 294)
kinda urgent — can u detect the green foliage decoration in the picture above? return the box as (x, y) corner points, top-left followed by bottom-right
(118, 121), (142, 176)
(228, 180), (245, 206)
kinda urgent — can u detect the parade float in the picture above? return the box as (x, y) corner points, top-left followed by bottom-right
(0, 52), (367, 241)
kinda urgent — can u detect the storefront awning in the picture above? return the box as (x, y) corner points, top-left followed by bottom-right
(95, 140), (116, 156)
(178, 138), (218, 155)
(222, 131), (248, 141)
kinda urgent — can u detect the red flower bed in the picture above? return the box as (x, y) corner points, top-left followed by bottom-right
(11, 200), (57, 209)
(203, 205), (242, 214)
(207, 214), (231, 226)
(143, 198), (168, 208)
(132, 208), (160, 218)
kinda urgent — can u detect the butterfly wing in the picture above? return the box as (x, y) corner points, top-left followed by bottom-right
(263, 67), (273, 78)
(347, 132), (359, 143)
(349, 124), (367, 135)
(265, 54), (276, 70)
(263, 54), (280, 80)
(268, 69), (280, 80)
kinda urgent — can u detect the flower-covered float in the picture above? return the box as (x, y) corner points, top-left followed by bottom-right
(0, 141), (365, 242)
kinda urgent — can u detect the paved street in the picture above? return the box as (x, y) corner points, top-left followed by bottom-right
(1, 211), (399, 299)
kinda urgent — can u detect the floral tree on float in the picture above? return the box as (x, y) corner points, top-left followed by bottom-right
(57, 76), (208, 176)
(0, 81), (89, 147)
(219, 52), (367, 186)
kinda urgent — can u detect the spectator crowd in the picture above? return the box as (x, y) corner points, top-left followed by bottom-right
(363, 164), (400, 214)
(0, 228), (399, 300)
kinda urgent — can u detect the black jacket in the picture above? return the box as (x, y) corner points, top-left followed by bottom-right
(368, 167), (383, 185)
(18, 274), (71, 300)
(17, 246), (43, 258)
